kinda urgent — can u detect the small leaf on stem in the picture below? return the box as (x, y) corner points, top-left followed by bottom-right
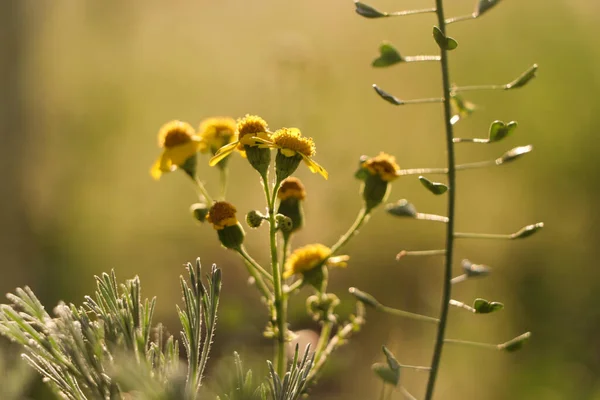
(497, 145), (533, 164)
(433, 26), (458, 51)
(500, 332), (531, 352)
(513, 222), (544, 239)
(355, 1), (387, 18)
(386, 199), (418, 218)
(475, 0), (503, 17)
(473, 298), (504, 314)
(372, 363), (400, 386)
(373, 84), (403, 105)
(373, 42), (403, 67)
(506, 64), (538, 90)
(489, 121), (518, 142)
(419, 176), (448, 195)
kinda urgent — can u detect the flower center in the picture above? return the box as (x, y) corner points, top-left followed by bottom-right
(272, 128), (315, 157)
(363, 152), (400, 182)
(158, 120), (196, 148)
(278, 177), (307, 200)
(207, 201), (238, 229)
(238, 114), (269, 140)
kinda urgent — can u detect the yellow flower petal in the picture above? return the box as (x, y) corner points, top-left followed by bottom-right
(301, 154), (328, 180)
(209, 140), (239, 166)
(164, 140), (202, 167)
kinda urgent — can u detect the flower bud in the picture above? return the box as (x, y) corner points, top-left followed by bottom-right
(356, 153), (400, 212)
(246, 210), (265, 229)
(190, 203), (209, 222)
(207, 201), (245, 250)
(277, 177), (306, 236)
(275, 151), (302, 182)
(275, 214), (293, 233)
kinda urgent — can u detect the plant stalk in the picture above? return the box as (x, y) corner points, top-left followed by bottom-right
(425, 1), (456, 399)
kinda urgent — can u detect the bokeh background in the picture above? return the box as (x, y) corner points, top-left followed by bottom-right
(2, 0), (599, 399)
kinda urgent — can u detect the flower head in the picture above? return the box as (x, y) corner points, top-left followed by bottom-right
(277, 177), (307, 201)
(207, 201), (238, 230)
(207, 201), (245, 249)
(362, 152), (400, 182)
(151, 120), (201, 180)
(198, 117), (237, 155)
(269, 128), (328, 179)
(283, 244), (348, 279)
(208, 115), (272, 175)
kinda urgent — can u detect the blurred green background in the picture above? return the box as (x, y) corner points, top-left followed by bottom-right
(1, 0), (599, 399)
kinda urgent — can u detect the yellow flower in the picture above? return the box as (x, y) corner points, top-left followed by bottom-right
(198, 117), (237, 155)
(150, 120), (201, 180)
(209, 114), (272, 167)
(283, 244), (348, 279)
(362, 152), (400, 182)
(267, 128), (328, 179)
(277, 177), (306, 201)
(207, 201), (239, 230)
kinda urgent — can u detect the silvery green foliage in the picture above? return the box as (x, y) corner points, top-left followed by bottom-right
(0, 259), (221, 400)
(266, 346), (313, 400)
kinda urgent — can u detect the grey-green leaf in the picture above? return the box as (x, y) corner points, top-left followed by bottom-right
(382, 346), (400, 371)
(419, 176), (448, 195)
(489, 121), (518, 142)
(386, 199), (418, 218)
(506, 64), (538, 90)
(372, 363), (400, 386)
(373, 42), (403, 67)
(355, 1), (387, 18)
(473, 298), (504, 314)
(476, 0), (503, 17)
(373, 84), (403, 105)
(433, 26), (458, 51)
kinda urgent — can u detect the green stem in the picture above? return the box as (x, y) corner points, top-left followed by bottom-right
(453, 83), (507, 92)
(236, 248), (272, 299)
(236, 247), (274, 283)
(403, 55), (441, 63)
(454, 232), (517, 240)
(378, 304), (440, 324)
(264, 174), (287, 376)
(425, 1), (456, 399)
(444, 338), (498, 350)
(445, 14), (476, 25)
(313, 320), (333, 365)
(219, 166), (229, 199)
(389, 8), (437, 17)
(330, 207), (369, 255)
(194, 177), (214, 206)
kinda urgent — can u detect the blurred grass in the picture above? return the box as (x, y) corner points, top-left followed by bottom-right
(2, 0), (600, 399)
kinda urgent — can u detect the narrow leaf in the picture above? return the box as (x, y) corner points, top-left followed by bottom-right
(498, 145), (533, 164)
(513, 222), (544, 239)
(419, 176), (448, 195)
(372, 42), (403, 67)
(373, 84), (403, 105)
(476, 0), (503, 17)
(500, 332), (531, 352)
(506, 64), (538, 89)
(348, 287), (379, 308)
(382, 346), (400, 371)
(355, 1), (388, 18)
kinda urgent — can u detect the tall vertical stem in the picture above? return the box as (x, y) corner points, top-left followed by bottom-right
(264, 175), (287, 376)
(425, 1), (456, 399)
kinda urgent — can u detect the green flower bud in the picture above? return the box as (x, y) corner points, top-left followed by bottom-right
(190, 203), (209, 222)
(275, 214), (293, 233)
(275, 151), (302, 182)
(246, 210), (265, 229)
